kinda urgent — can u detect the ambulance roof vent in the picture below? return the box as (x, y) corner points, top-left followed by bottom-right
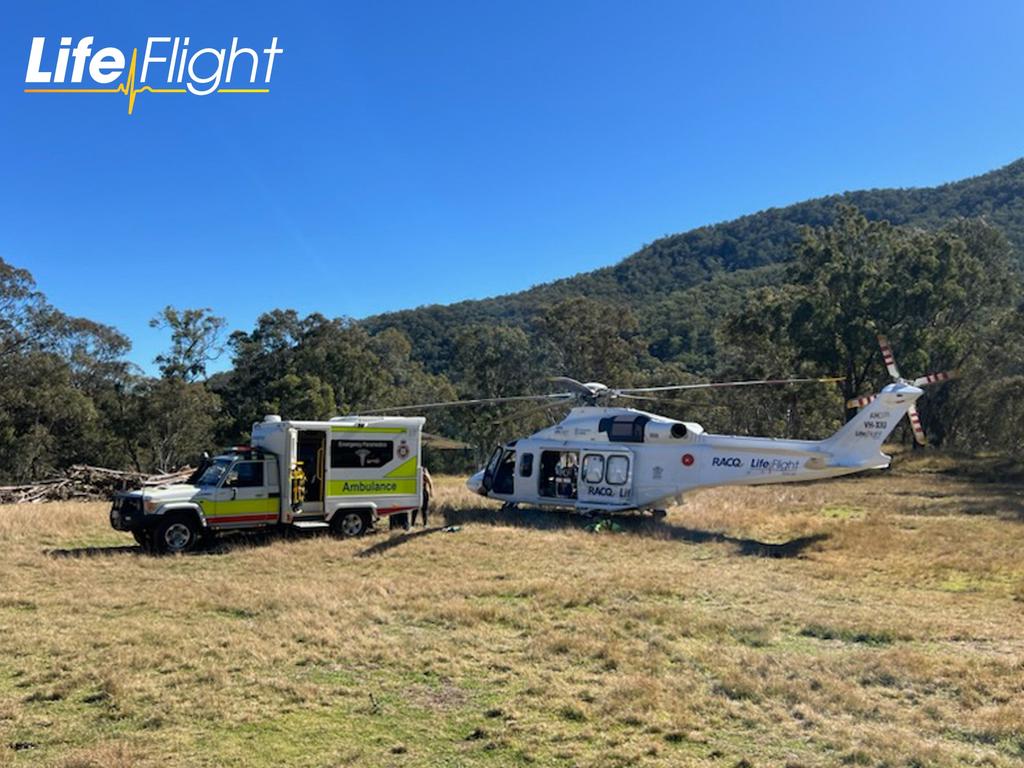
(263, 414), (282, 423)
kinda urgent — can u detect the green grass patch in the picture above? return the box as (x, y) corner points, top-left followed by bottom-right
(799, 623), (899, 646)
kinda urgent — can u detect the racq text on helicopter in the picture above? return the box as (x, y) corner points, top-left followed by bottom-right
(366, 336), (957, 516)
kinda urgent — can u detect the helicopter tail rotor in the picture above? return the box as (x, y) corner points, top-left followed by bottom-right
(845, 393), (877, 409)
(845, 334), (959, 445)
(877, 335), (902, 379)
(906, 404), (927, 446)
(911, 370), (959, 388)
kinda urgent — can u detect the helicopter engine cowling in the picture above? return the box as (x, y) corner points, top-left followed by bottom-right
(642, 419), (704, 443)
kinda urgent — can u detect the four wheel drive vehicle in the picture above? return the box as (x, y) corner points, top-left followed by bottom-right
(110, 414), (432, 554)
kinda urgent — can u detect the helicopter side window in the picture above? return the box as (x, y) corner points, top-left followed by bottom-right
(582, 454), (604, 484)
(606, 456), (629, 485)
(599, 415), (651, 443)
(518, 453), (533, 478)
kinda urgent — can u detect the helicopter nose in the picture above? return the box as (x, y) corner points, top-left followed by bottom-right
(466, 470), (486, 495)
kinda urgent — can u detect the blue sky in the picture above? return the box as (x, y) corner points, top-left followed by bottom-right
(3, 1), (1024, 373)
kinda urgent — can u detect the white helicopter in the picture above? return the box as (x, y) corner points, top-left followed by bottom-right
(369, 336), (957, 516)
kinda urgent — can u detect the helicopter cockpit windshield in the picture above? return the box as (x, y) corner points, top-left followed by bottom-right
(482, 443), (517, 495)
(493, 450), (516, 495)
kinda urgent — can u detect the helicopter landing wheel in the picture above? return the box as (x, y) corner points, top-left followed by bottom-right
(500, 502), (518, 512)
(651, 509), (668, 520)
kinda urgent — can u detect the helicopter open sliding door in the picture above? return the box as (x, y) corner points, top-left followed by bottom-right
(539, 450), (579, 500)
(578, 450), (633, 507)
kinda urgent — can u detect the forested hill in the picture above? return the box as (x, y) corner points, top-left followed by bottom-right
(364, 159), (1024, 373)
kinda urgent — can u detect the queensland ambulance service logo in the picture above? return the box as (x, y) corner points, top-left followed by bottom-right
(24, 36), (283, 115)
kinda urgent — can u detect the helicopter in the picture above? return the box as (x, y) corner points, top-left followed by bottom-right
(362, 336), (957, 516)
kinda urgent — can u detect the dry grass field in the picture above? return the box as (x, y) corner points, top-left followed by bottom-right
(1, 454), (1023, 767)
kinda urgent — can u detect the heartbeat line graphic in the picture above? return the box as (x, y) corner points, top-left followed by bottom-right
(23, 47), (269, 114)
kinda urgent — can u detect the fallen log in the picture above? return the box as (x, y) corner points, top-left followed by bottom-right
(0, 465), (194, 505)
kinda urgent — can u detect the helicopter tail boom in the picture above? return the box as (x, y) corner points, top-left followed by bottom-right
(821, 382), (923, 468)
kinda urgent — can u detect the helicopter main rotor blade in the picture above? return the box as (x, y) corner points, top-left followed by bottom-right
(614, 393), (667, 402)
(357, 392), (573, 414)
(548, 377), (597, 396)
(492, 400), (571, 426)
(614, 393), (709, 410)
(422, 432), (473, 450)
(617, 376), (843, 394)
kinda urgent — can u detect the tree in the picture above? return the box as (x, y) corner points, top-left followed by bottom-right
(126, 306), (227, 469)
(216, 312), (459, 444)
(448, 324), (549, 456)
(150, 306), (226, 381)
(723, 207), (1018, 444)
(133, 378), (221, 472)
(938, 299), (1024, 450)
(534, 297), (650, 385)
(0, 258), (136, 480)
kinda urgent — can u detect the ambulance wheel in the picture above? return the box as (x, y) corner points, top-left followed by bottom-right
(389, 512), (410, 531)
(333, 510), (369, 538)
(153, 514), (199, 554)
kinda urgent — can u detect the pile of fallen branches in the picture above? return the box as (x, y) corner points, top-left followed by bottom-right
(0, 465), (194, 505)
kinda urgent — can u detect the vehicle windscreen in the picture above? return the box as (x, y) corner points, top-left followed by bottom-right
(195, 458), (233, 487)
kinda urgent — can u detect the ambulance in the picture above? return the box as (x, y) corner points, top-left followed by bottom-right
(110, 414), (429, 553)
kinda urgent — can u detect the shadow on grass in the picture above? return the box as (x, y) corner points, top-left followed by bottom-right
(47, 521), (431, 558)
(958, 487), (1024, 519)
(440, 505), (829, 558)
(47, 528), (282, 559)
(47, 544), (143, 558)
(356, 526), (448, 558)
(46, 512), (830, 561)
(886, 482), (1024, 519)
